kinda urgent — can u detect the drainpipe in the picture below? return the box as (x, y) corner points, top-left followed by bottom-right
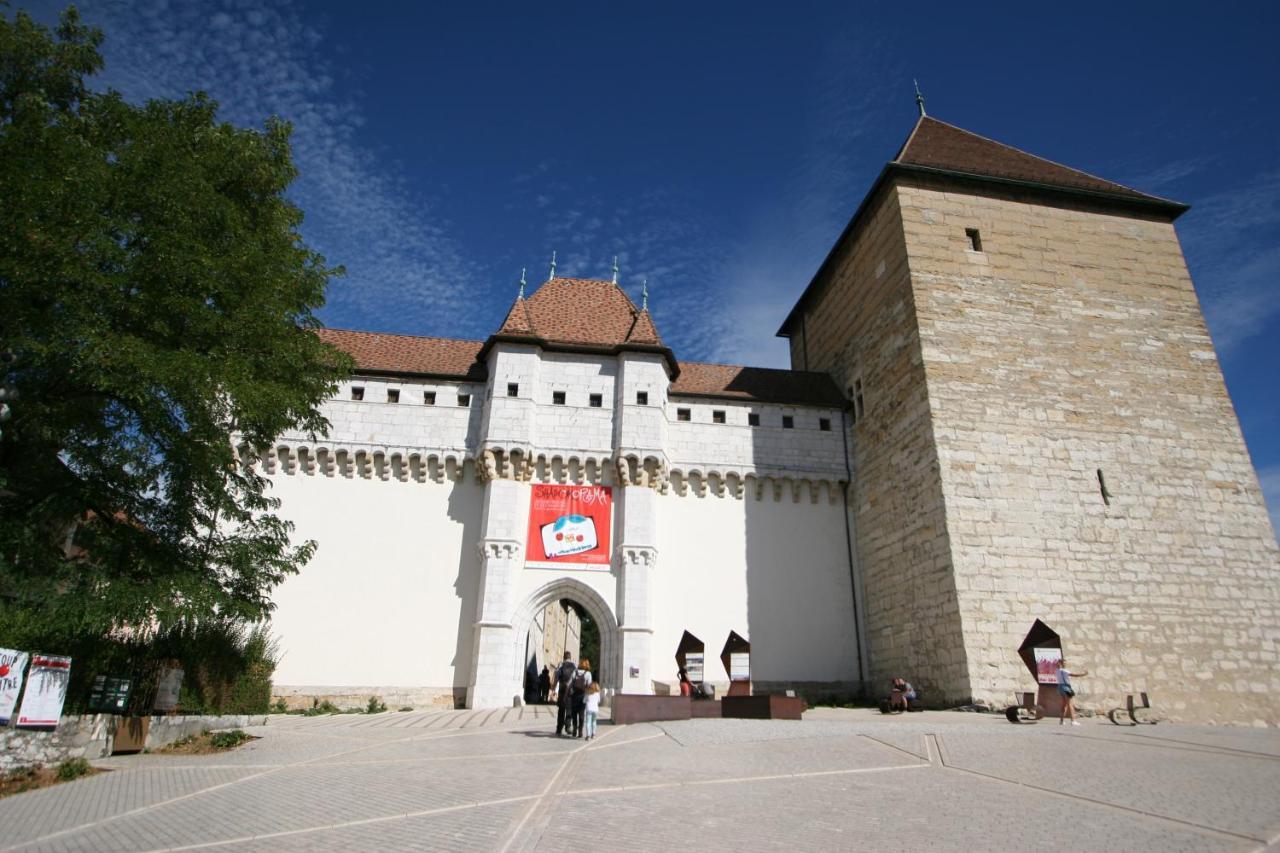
(839, 409), (868, 693)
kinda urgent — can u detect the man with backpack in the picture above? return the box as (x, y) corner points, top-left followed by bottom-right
(554, 652), (577, 737)
(569, 658), (592, 738)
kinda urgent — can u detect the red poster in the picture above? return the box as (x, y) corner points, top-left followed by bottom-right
(526, 484), (612, 567)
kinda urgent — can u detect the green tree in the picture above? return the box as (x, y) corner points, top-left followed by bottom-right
(0, 6), (352, 644)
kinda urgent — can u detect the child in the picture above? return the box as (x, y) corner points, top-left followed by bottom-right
(583, 682), (601, 740)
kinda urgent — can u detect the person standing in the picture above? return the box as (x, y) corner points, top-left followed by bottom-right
(583, 682), (601, 740)
(1056, 656), (1088, 726)
(570, 658), (592, 738)
(538, 666), (551, 704)
(554, 652), (577, 736)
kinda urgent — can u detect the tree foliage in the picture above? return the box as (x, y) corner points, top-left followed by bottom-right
(0, 6), (352, 641)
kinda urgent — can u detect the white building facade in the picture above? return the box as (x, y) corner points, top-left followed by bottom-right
(261, 278), (864, 709)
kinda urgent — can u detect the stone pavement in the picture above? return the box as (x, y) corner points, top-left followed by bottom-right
(0, 705), (1277, 851)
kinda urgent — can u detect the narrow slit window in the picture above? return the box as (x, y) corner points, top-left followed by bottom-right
(819, 417), (831, 431)
(636, 391), (649, 406)
(423, 391), (436, 405)
(748, 413), (760, 427)
(386, 389), (400, 404)
(507, 383), (519, 397)
(351, 386), (364, 401)
(589, 393), (603, 408)
(1097, 468), (1112, 506)
(782, 415), (795, 429)
(457, 393), (471, 407)
(965, 228), (983, 252)
(712, 410), (726, 424)
(553, 391), (566, 405)
(677, 408), (691, 422)
(854, 379), (865, 421)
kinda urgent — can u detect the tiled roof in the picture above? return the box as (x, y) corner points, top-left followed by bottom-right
(672, 362), (845, 408)
(624, 310), (663, 346)
(316, 328), (843, 407)
(316, 328), (486, 380)
(895, 116), (1173, 204)
(496, 297), (534, 335)
(516, 277), (664, 348)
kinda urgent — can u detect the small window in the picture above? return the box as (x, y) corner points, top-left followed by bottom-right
(819, 417), (831, 431)
(350, 386), (364, 401)
(589, 393), (603, 408)
(636, 391), (649, 406)
(677, 408), (691, 422)
(712, 410), (726, 424)
(553, 391), (566, 406)
(424, 391), (436, 406)
(507, 383), (519, 397)
(854, 379), (865, 420)
(458, 393), (471, 407)
(748, 413), (760, 427)
(386, 389), (400, 404)
(965, 228), (983, 252)
(782, 415), (794, 429)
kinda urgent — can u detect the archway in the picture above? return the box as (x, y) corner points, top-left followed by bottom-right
(511, 577), (619, 695)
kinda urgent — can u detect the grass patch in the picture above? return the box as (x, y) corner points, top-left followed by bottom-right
(157, 729), (257, 755)
(1, 759), (104, 799)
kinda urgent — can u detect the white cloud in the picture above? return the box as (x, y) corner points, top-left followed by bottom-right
(37, 0), (474, 333)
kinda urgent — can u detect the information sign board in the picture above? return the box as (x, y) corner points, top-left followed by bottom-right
(16, 654), (72, 730)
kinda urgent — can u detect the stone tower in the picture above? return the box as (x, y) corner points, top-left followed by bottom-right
(779, 116), (1280, 722)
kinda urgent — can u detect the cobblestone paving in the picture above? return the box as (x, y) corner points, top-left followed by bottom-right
(0, 706), (1276, 851)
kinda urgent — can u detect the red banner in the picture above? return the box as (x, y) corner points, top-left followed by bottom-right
(526, 484), (612, 566)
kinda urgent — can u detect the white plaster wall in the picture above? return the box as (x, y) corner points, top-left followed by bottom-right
(655, 490), (859, 687)
(278, 376), (481, 456)
(265, 468), (484, 689)
(531, 353), (617, 454)
(665, 399), (847, 478)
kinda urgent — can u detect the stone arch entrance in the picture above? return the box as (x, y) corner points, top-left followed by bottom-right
(512, 577), (620, 694)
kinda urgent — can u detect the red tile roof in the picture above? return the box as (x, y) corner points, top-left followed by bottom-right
(316, 328), (843, 407)
(895, 116), (1176, 204)
(517, 277), (666, 348)
(672, 362), (845, 407)
(625, 310), (663, 346)
(316, 328), (486, 380)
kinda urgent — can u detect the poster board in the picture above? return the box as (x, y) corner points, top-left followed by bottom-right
(87, 675), (133, 713)
(729, 653), (751, 681)
(16, 654), (72, 730)
(525, 484), (613, 568)
(153, 666), (184, 713)
(0, 648), (29, 725)
(685, 653), (704, 683)
(1033, 647), (1063, 684)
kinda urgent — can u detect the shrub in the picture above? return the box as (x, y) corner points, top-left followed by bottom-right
(209, 729), (250, 750)
(302, 699), (340, 716)
(398, 706), (414, 712)
(366, 696), (387, 714)
(56, 758), (92, 781)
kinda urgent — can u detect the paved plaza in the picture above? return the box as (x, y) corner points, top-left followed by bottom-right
(0, 706), (1277, 851)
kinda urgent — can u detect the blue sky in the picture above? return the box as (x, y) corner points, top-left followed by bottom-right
(23, 1), (1280, 532)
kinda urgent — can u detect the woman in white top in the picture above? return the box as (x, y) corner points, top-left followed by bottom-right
(582, 682), (601, 740)
(1056, 656), (1088, 726)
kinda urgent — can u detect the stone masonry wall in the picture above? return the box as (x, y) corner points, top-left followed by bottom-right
(896, 176), (1280, 723)
(792, 184), (972, 703)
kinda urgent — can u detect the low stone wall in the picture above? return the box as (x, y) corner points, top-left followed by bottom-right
(271, 685), (465, 711)
(0, 714), (267, 773)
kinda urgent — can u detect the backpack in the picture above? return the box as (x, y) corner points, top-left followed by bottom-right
(557, 661), (576, 688)
(571, 670), (587, 694)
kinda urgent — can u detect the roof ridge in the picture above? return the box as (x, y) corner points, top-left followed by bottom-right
(319, 327), (485, 345)
(900, 116), (1179, 204)
(891, 113), (927, 162)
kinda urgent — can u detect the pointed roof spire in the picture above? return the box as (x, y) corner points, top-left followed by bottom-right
(518, 267), (527, 300)
(641, 278), (648, 311)
(914, 79), (926, 117)
(548, 250), (557, 281)
(611, 255), (619, 284)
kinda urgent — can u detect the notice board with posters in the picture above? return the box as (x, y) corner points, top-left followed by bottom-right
(0, 648), (30, 726)
(16, 654), (72, 730)
(525, 484), (612, 568)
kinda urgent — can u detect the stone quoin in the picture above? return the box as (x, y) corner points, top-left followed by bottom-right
(254, 114), (1279, 723)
